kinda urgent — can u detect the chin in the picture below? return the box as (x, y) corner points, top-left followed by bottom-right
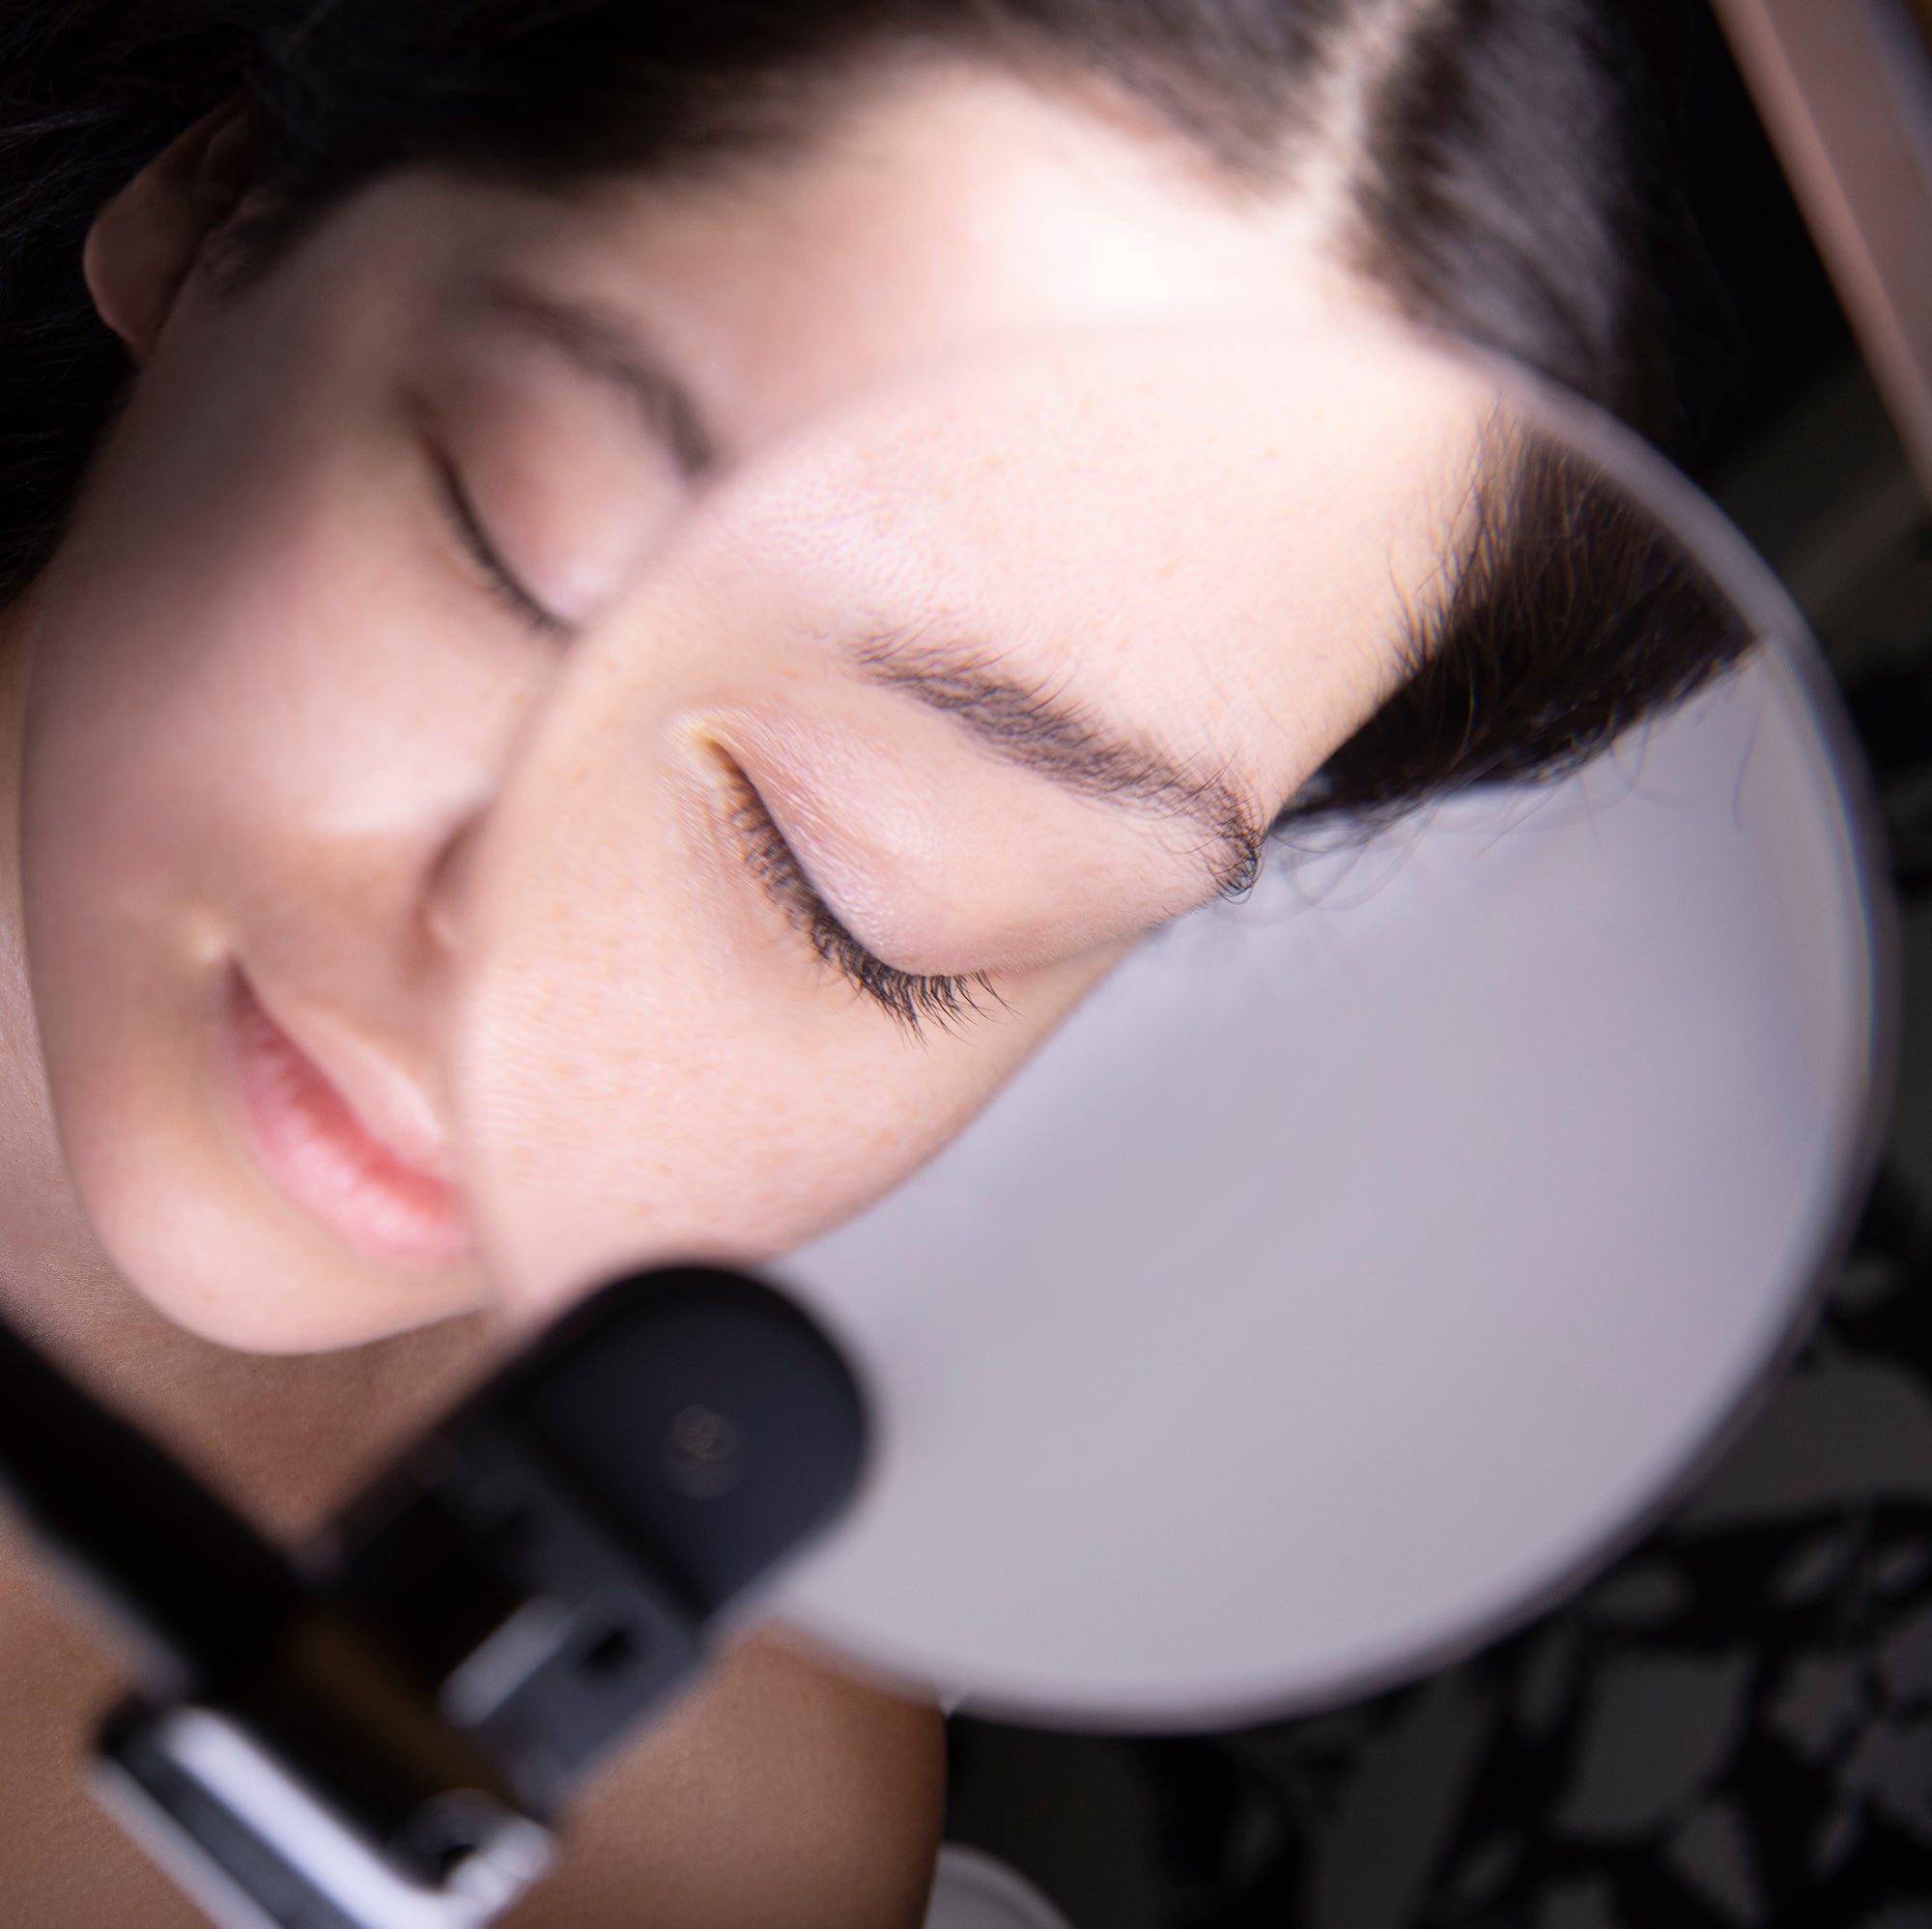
(148, 1259), (483, 1357)
(72, 1151), (489, 1356)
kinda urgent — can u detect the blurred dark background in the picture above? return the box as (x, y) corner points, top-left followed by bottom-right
(941, 5), (1932, 1923)
(1626, 0), (1851, 476)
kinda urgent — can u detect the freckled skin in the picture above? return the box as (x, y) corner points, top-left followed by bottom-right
(0, 55), (1485, 1924)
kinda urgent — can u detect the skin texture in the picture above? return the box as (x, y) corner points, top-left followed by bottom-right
(0, 55), (1487, 1926)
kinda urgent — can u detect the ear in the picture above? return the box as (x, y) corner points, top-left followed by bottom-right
(82, 108), (253, 364)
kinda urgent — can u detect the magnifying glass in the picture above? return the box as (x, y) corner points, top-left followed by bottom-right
(454, 316), (1889, 1726)
(0, 317), (1889, 1925)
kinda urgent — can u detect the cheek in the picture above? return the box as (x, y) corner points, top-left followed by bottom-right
(466, 1013), (1070, 1336)
(460, 971), (999, 1323)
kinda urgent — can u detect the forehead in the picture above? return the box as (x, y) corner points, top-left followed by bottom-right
(348, 62), (1491, 814)
(680, 326), (1489, 806)
(424, 59), (1369, 447)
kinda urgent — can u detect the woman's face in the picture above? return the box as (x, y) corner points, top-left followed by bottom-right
(16, 63), (1484, 1350)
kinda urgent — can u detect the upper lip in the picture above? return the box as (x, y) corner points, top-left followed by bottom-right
(240, 970), (459, 1187)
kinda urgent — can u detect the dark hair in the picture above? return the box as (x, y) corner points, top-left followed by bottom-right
(0, 0), (1748, 828)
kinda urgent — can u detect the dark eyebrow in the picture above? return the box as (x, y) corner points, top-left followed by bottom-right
(855, 629), (1264, 896)
(469, 275), (717, 480)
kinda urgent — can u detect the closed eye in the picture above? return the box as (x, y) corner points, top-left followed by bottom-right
(430, 447), (573, 641)
(714, 753), (996, 1038)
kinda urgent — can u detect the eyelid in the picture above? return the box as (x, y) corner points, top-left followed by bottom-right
(429, 446), (574, 641)
(711, 751), (994, 1036)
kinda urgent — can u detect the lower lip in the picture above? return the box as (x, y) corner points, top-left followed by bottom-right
(219, 969), (472, 1268)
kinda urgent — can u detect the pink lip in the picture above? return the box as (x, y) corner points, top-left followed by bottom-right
(219, 967), (472, 1267)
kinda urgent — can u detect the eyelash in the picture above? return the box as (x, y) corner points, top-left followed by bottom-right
(717, 758), (995, 1037)
(432, 451), (573, 641)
